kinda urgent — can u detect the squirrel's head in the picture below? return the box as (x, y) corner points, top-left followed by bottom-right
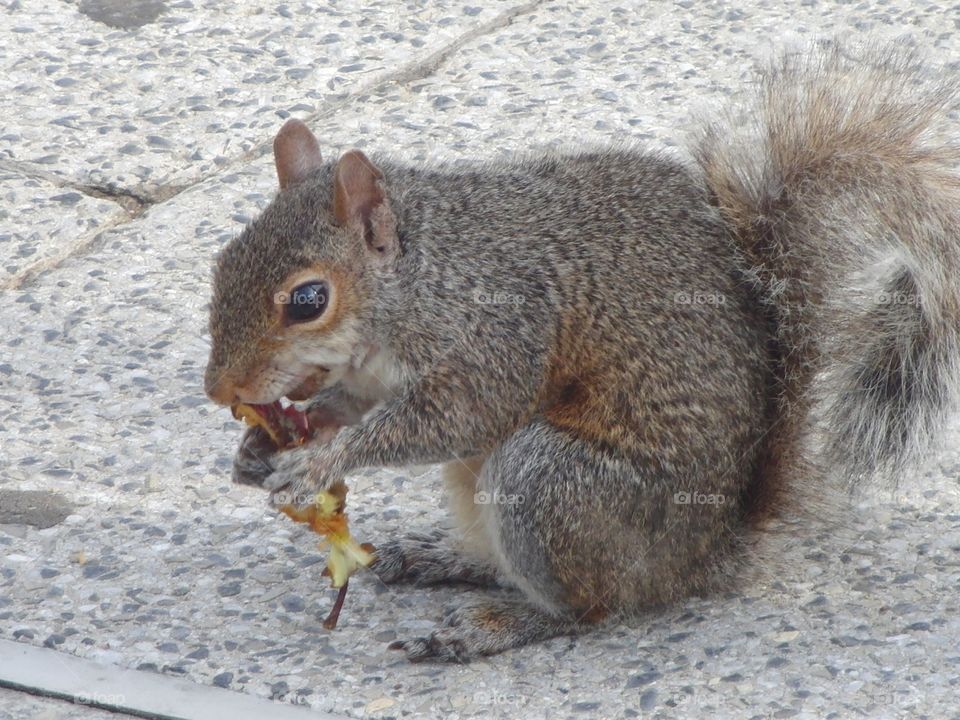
(204, 119), (399, 406)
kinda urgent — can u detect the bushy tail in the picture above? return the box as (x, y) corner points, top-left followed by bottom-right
(696, 42), (960, 490)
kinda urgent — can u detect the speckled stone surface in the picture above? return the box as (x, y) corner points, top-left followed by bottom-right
(0, 688), (126, 719)
(2, 1), (960, 719)
(0, 169), (129, 286)
(0, 0), (522, 197)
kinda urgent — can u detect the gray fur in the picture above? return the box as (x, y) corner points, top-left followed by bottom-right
(206, 43), (960, 661)
(231, 425), (275, 487)
(695, 41), (960, 488)
(371, 529), (500, 586)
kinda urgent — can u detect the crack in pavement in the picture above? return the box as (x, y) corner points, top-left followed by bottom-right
(72, 183), (156, 217)
(2, 0), (544, 291)
(0, 158), (184, 215)
(200, 0), (544, 180)
(0, 158), (190, 289)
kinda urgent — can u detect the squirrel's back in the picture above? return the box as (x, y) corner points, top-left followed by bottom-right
(378, 45), (960, 606)
(387, 42), (960, 525)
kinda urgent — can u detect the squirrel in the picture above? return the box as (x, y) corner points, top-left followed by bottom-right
(204, 42), (960, 662)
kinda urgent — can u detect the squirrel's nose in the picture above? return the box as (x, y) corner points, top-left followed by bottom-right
(204, 367), (239, 406)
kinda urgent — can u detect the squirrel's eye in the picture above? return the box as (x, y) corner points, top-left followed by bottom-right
(285, 281), (328, 323)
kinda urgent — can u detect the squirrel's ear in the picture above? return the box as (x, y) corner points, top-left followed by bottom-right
(333, 150), (397, 257)
(273, 119), (323, 189)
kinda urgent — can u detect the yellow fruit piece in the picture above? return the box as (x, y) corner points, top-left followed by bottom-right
(279, 488), (373, 588)
(229, 402), (370, 626)
(232, 403), (282, 446)
(326, 537), (374, 588)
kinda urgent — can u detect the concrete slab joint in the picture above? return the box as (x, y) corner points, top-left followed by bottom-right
(1, 0), (959, 719)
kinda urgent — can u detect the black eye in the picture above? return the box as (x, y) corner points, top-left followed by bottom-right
(284, 281), (328, 323)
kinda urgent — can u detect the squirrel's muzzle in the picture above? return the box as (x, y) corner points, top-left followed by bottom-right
(204, 365), (240, 406)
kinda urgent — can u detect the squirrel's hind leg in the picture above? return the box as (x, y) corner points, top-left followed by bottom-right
(387, 414), (749, 661)
(388, 424), (625, 662)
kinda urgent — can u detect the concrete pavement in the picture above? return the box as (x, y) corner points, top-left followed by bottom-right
(2, 1), (959, 718)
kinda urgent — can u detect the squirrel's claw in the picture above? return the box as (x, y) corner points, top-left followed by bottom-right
(387, 636), (470, 664)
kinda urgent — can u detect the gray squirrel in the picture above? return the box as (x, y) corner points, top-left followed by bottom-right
(204, 43), (960, 661)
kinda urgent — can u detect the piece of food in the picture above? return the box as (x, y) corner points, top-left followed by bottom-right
(231, 401), (310, 448)
(279, 483), (375, 629)
(232, 402), (373, 628)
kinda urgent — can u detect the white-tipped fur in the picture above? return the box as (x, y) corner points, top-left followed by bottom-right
(696, 40), (960, 489)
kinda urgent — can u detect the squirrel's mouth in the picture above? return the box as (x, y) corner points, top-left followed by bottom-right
(229, 368), (328, 447)
(232, 401), (310, 448)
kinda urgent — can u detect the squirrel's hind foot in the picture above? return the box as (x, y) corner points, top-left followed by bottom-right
(388, 599), (583, 663)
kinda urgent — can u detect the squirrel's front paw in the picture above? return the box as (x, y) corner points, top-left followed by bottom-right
(264, 443), (340, 506)
(263, 445), (315, 502)
(231, 426), (278, 487)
